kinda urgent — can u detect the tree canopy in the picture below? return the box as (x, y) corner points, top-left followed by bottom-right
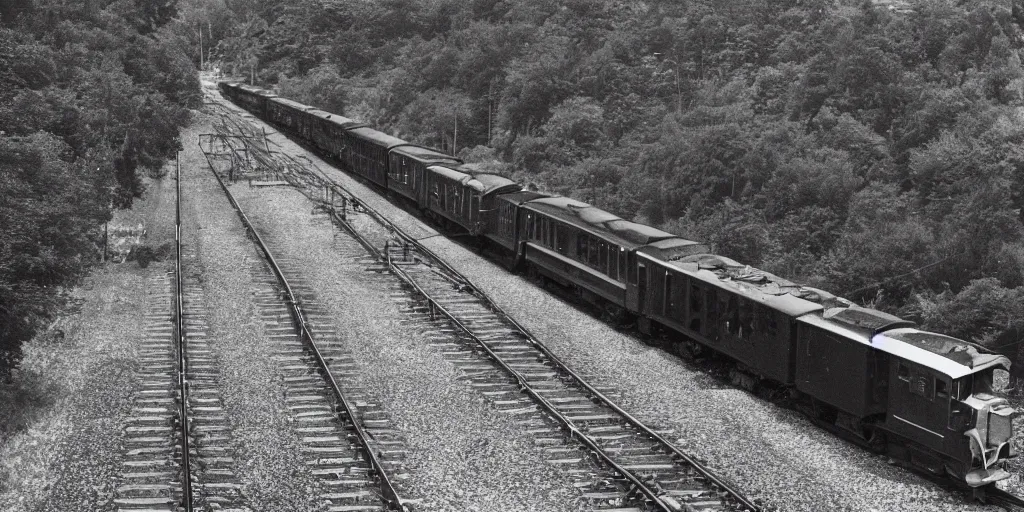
(0, 0), (198, 366)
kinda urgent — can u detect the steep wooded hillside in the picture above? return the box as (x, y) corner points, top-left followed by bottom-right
(204, 0), (1024, 369)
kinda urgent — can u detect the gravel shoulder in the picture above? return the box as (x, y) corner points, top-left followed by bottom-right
(230, 182), (582, 512)
(209, 90), (1007, 512)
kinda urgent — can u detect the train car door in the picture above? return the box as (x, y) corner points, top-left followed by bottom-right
(889, 360), (948, 452)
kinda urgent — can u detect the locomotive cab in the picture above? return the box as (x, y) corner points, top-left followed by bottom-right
(951, 367), (1017, 486)
(873, 328), (1015, 486)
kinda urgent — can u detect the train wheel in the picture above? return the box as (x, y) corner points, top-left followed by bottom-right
(682, 340), (705, 359)
(866, 427), (886, 453)
(729, 367), (760, 392)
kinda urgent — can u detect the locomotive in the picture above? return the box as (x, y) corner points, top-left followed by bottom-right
(218, 81), (1017, 494)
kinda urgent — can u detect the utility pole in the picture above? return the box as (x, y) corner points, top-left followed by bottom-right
(487, 79), (494, 145)
(198, 22), (203, 71)
(453, 114), (458, 157)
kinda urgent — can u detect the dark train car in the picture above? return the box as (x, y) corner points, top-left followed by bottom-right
(345, 127), (408, 188)
(387, 146), (462, 205)
(232, 84), (275, 118)
(795, 307), (911, 425)
(424, 165), (520, 234)
(485, 191), (550, 259)
(870, 328), (1014, 485)
(306, 109), (362, 160)
(266, 96), (312, 136)
(639, 253), (821, 384)
(518, 197), (701, 309)
(217, 81), (235, 99)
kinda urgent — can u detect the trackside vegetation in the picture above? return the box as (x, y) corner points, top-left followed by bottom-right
(0, 0), (199, 369)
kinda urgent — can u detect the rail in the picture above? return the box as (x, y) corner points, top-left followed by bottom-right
(174, 153), (195, 512)
(198, 137), (407, 511)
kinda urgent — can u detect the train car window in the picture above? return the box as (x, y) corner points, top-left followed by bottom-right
(609, 246), (618, 280)
(727, 296), (739, 336)
(690, 285), (703, 312)
(897, 363), (910, 383)
(599, 242), (608, 273)
(663, 272), (672, 316)
(936, 379), (949, 399)
(556, 225), (568, 255)
(739, 301), (754, 340)
(954, 375), (972, 400)
(618, 249), (627, 282)
(708, 290), (720, 340)
(766, 309), (779, 336)
(910, 369), (933, 399)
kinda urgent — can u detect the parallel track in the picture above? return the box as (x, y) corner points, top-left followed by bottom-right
(112, 154), (196, 512)
(175, 151), (195, 512)
(205, 95), (760, 512)
(199, 126), (409, 511)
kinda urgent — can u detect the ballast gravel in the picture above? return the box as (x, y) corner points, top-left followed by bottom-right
(180, 115), (325, 511)
(209, 89), (1010, 512)
(230, 182), (581, 512)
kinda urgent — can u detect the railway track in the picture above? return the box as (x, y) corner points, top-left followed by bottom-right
(204, 97), (760, 512)
(199, 128), (411, 511)
(113, 271), (189, 512)
(112, 157), (197, 512)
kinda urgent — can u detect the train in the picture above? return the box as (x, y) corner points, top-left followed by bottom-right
(218, 81), (1017, 495)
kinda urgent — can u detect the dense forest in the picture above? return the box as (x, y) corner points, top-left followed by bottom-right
(0, 0), (199, 367)
(198, 0), (1024, 373)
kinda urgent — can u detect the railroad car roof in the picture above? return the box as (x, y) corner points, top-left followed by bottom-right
(522, 197), (682, 248)
(427, 165), (521, 195)
(495, 191), (550, 205)
(872, 328), (1011, 378)
(269, 97), (312, 111)
(391, 145), (462, 164)
(347, 126), (409, 149)
(647, 253), (825, 317)
(640, 238), (711, 260)
(239, 85), (276, 97)
(306, 109), (362, 129)
(803, 317), (1010, 378)
(471, 173), (521, 193)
